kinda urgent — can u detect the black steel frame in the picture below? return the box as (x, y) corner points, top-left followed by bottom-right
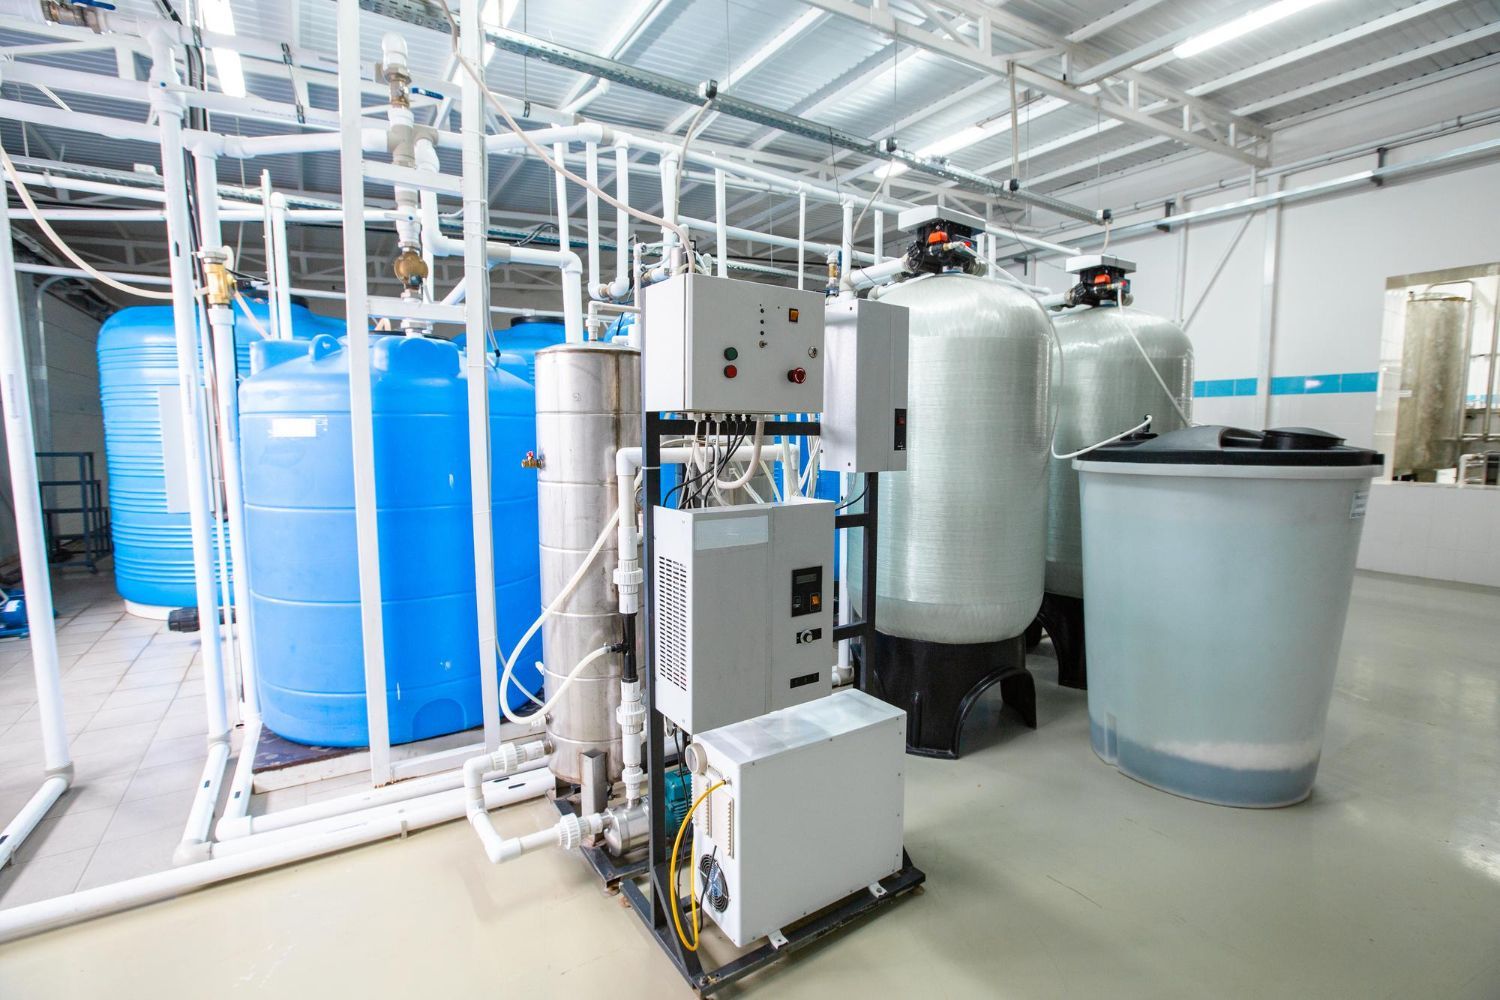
(35, 451), (109, 573)
(617, 411), (924, 997)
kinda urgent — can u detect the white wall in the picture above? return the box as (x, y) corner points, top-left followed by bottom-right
(1011, 65), (1500, 586)
(0, 283), (109, 567)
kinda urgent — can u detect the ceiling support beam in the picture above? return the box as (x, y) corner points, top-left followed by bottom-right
(798, 0), (1268, 167)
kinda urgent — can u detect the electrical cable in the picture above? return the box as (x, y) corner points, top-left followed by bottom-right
(835, 487), (866, 511)
(432, 0), (692, 250)
(670, 779), (727, 953)
(712, 418), (765, 491)
(672, 99), (715, 245)
(1114, 287), (1193, 426)
(1, 142), (200, 302)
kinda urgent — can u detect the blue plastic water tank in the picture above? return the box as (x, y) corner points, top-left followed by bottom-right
(97, 299), (322, 610)
(499, 316), (566, 382)
(238, 334), (542, 747)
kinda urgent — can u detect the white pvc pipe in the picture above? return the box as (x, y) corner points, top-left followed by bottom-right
(175, 739), (231, 864)
(0, 770), (551, 945)
(0, 193), (71, 868)
(270, 193), (295, 342)
(612, 139), (631, 298)
(553, 141), (570, 258)
(659, 153), (680, 248)
(217, 719), (261, 833)
(337, 0), (394, 784)
(584, 142), (603, 299)
(797, 192), (806, 290)
(152, 39), (230, 745)
(205, 302), (260, 714)
(715, 169), (728, 278)
(840, 199), (855, 296)
(459, 0), (504, 756)
(417, 143), (585, 341)
(260, 171), (281, 340)
(218, 765), (553, 859)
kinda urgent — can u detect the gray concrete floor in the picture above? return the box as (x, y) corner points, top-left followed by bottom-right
(0, 571), (1496, 998)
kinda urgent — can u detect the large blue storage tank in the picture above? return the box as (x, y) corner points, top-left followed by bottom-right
(499, 316), (566, 381)
(238, 334), (542, 747)
(97, 299), (325, 612)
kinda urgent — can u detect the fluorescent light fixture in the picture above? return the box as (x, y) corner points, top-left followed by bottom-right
(200, 0), (245, 99)
(1173, 0), (1333, 59)
(450, 0), (521, 84)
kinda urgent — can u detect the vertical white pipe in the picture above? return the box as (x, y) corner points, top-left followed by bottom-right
(660, 153), (680, 249)
(613, 140), (630, 294)
(259, 170), (281, 340)
(0, 163), (69, 778)
(584, 142), (601, 299)
(154, 61), (229, 743)
(205, 299), (259, 719)
(796, 192), (806, 291)
(463, 0), (502, 752)
(873, 211), (884, 264)
(552, 142), (570, 256)
(337, 0), (392, 784)
(839, 199), (854, 297)
(270, 193), (294, 341)
(714, 169), (728, 278)
(192, 154), (243, 731)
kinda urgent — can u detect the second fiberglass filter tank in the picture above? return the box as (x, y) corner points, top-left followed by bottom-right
(869, 271), (1052, 757)
(533, 341), (640, 785)
(1038, 257), (1194, 689)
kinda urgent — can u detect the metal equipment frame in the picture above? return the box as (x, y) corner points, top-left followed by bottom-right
(617, 411), (925, 996)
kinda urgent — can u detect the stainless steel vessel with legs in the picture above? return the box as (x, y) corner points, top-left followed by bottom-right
(533, 342), (640, 785)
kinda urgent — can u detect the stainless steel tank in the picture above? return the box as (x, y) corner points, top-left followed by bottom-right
(1045, 304), (1193, 599)
(533, 342), (640, 785)
(870, 272), (1053, 643)
(1395, 292), (1469, 476)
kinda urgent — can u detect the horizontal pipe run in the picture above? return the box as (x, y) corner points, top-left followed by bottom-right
(0, 769), (551, 945)
(0, 777), (69, 871)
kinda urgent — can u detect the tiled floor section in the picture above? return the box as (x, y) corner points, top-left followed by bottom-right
(0, 569), (219, 905)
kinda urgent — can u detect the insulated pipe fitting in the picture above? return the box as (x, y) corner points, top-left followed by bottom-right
(616, 678), (646, 806)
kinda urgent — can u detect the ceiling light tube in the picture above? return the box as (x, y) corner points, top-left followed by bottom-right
(1174, 0), (1334, 60)
(200, 0), (245, 98)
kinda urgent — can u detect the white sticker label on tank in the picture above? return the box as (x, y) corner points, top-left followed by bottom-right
(1350, 487), (1369, 519)
(269, 417), (324, 439)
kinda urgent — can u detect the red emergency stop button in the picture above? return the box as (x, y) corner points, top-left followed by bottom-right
(787, 367), (806, 384)
(724, 364), (738, 378)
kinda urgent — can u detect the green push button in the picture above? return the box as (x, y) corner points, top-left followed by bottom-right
(723, 346), (739, 361)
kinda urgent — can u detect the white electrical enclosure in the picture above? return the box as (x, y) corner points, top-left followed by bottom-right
(689, 689), (907, 947)
(642, 273), (826, 414)
(822, 298), (909, 473)
(653, 499), (833, 734)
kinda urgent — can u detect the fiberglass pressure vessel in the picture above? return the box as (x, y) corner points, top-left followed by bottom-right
(97, 299), (322, 615)
(876, 273), (1052, 642)
(238, 334), (541, 747)
(1045, 304), (1193, 600)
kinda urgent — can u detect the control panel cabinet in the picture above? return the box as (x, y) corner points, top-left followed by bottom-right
(642, 273), (825, 414)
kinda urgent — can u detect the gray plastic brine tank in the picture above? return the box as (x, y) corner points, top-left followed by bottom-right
(1075, 426), (1380, 807)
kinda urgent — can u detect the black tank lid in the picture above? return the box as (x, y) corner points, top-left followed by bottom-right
(1082, 425), (1383, 466)
(508, 315), (562, 328)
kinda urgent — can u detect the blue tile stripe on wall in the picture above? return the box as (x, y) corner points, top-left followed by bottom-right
(1191, 372), (1379, 398)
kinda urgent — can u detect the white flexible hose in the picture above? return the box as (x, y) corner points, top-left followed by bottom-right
(233, 293), (271, 339)
(1051, 415), (1153, 460)
(499, 506), (620, 710)
(1, 142), (195, 302)
(501, 644), (613, 727)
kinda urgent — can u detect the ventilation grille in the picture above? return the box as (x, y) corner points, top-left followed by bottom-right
(657, 555), (688, 692)
(727, 798), (735, 859)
